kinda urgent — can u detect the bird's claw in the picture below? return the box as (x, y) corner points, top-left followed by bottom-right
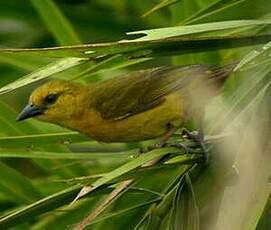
(181, 128), (203, 145)
(140, 140), (189, 155)
(181, 128), (209, 164)
(139, 128), (209, 164)
(163, 142), (189, 154)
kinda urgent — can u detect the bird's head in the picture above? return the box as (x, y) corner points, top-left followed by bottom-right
(16, 80), (86, 125)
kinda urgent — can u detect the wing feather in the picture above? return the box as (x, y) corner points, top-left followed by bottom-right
(90, 65), (231, 120)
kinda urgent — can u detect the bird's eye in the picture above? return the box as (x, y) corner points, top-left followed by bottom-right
(44, 94), (58, 104)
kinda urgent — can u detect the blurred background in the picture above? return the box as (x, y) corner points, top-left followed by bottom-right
(0, 0), (270, 229)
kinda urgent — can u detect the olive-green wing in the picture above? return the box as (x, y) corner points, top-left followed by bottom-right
(90, 65), (232, 120)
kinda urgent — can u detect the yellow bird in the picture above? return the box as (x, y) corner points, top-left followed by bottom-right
(16, 65), (233, 142)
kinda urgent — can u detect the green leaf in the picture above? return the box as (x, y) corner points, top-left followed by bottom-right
(126, 20), (271, 41)
(0, 99), (88, 178)
(0, 132), (88, 148)
(135, 164), (195, 230)
(256, 191), (271, 230)
(0, 53), (51, 71)
(60, 160), (198, 185)
(1, 2), (271, 228)
(142, 0), (182, 18)
(0, 57), (87, 94)
(209, 41), (271, 133)
(31, 0), (81, 45)
(1, 20), (271, 59)
(0, 185), (81, 229)
(179, 0), (246, 25)
(171, 174), (200, 230)
(89, 198), (161, 226)
(0, 150), (133, 160)
(74, 147), (183, 200)
(0, 162), (42, 204)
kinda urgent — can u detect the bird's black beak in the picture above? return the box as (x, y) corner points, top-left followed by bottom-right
(16, 104), (44, 121)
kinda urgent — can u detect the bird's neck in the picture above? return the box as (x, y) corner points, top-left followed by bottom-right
(60, 100), (98, 138)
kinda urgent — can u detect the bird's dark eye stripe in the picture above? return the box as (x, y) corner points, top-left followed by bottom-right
(44, 94), (58, 104)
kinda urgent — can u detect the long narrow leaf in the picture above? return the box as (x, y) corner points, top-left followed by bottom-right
(0, 57), (87, 94)
(74, 147), (182, 200)
(0, 162), (42, 204)
(0, 132), (88, 148)
(31, 0), (81, 45)
(142, 0), (182, 18)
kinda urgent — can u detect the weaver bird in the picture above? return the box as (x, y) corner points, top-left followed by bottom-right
(16, 65), (234, 142)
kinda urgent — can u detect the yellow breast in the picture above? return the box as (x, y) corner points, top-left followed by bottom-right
(80, 92), (184, 142)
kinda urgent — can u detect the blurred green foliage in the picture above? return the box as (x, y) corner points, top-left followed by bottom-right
(0, 0), (270, 229)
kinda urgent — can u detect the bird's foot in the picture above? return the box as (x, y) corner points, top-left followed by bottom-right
(139, 142), (166, 153)
(140, 139), (189, 155)
(139, 128), (209, 164)
(139, 126), (177, 153)
(181, 128), (209, 164)
(182, 128), (203, 145)
(162, 142), (189, 154)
